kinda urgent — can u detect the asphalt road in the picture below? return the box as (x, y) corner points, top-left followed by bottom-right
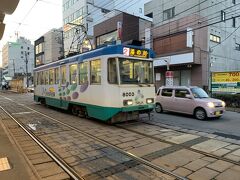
(152, 110), (240, 139)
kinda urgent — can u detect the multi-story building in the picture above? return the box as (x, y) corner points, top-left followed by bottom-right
(94, 12), (151, 48)
(145, 0), (240, 90)
(2, 37), (34, 78)
(34, 28), (64, 67)
(62, 0), (151, 54)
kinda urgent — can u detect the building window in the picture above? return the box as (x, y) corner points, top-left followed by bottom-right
(139, 8), (142, 13)
(210, 34), (221, 43)
(232, 17), (236, 28)
(221, 10), (226, 21)
(232, 0), (236, 4)
(236, 43), (240, 51)
(96, 30), (117, 47)
(79, 62), (88, 84)
(163, 7), (175, 21)
(90, 59), (101, 84)
(21, 46), (23, 49)
(145, 12), (153, 18)
(69, 64), (77, 84)
(35, 43), (43, 54)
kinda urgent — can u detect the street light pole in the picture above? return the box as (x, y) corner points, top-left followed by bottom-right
(208, 48), (213, 97)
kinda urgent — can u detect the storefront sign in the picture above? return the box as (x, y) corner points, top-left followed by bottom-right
(212, 71), (240, 93)
(123, 47), (149, 58)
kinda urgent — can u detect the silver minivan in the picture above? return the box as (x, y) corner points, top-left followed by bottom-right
(155, 86), (226, 120)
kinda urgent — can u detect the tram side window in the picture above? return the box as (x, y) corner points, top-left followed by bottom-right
(79, 62), (88, 84)
(90, 59), (101, 84)
(60, 65), (66, 84)
(37, 72), (41, 85)
(44, 70), (49, 85)
(108, 58), (118, 84)
(49, 69), (54, 85)
(54, 68), (59, 84)
(40, 71), (44, 85)
(70, 64), (77, 84)
(34, 72), (37, 86)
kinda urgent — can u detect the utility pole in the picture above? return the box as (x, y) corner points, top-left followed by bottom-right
(24, 51), (29, 88)
(12, 59), (15, 76)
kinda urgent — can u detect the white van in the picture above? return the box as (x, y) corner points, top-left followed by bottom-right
(155, 86), (226, 120)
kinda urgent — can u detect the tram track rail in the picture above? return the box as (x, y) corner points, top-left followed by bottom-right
(115, 119), (240, 166)
(0, 105), (83, 180)
(0, 95), (187, 180)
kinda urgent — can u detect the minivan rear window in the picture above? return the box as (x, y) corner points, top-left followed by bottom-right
(161, 89), (173, 97)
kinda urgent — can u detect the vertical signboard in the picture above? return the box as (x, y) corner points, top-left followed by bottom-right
(165, 71), (174, 86)
(186, 28), (193, 48)
(145, 28), (151, 49)
(117, 21), (122, 41)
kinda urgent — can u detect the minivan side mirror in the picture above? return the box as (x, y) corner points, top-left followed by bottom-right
(185, 94), (193, 99)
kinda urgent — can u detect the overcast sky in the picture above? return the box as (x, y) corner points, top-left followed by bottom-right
(0, 0), (62, 67)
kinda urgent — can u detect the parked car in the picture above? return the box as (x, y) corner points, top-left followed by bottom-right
(27, 85), (34, 93)
(155, 86), (226, 120)
(1, 81), (10, 90)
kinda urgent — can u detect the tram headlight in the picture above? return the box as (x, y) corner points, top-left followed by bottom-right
(146, 98), (154, 104)
(123, 99), (133, 106)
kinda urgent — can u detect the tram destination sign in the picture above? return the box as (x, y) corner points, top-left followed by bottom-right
(123, 47), (149, 58)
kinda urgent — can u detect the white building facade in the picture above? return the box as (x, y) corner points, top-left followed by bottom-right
(2, 37), (34, 78)
(35, 28), (64, 67)
(62, 0), (151, 54)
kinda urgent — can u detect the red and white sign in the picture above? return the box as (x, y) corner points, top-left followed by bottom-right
(117, 21), (122, 40)
(165, 71), (174, 78)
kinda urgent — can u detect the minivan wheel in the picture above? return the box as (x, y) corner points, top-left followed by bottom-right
(194, 108), (207, 120)
(155, 103), (163, 113)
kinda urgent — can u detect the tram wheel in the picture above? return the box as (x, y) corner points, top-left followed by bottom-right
(71, 106), (79, 116)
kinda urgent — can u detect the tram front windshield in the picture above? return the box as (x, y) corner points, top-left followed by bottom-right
(119, 58), (153, 84)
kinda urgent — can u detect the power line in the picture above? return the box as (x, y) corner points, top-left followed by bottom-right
(80, 0), (238, 44)
(16, 0), (39, 32)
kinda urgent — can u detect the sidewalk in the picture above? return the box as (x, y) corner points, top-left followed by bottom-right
(0, 120), (35, 180)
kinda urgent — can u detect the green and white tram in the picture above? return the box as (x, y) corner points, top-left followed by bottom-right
(34, 45), (155, 123)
